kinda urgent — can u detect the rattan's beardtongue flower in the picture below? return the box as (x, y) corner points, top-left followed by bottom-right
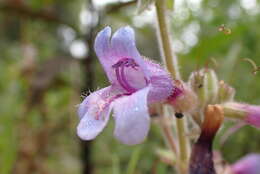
(231, 154), (260, 174)
(189, 105), (224, 174)
(77, 26), (174, 145)
(222, 102), (260, 128)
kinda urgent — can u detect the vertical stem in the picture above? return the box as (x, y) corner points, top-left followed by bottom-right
(155, 0), (189, 171)
(160, 120), (177, 154)
(155, 0), (180, 80)
(176, 118), (188, 163)
(157, 104), (177, 154)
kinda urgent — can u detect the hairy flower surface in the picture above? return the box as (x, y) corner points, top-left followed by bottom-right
(77, 26), (174, 145)
(231, 154), (260, 174)
(167, 81), (197, 114)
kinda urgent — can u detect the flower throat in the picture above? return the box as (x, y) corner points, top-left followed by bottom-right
(112, 58), (141, 93)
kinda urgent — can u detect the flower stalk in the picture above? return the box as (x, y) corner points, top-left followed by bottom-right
(155, 0), (180, 80)
(155, 0), (189, 170)
(156, 104), (177, 154)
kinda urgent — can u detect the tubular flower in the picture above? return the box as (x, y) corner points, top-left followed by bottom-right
(77, 26), (175, 145)
(222, 102), (260, 128)
(231, 154), (260, 174)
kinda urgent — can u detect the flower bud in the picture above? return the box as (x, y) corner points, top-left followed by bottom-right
(222, 102), (260, 128)
(189, 105), (224, 174)
(188, 68), (219, 107)
(231, 154), (260, 174)
(167, 80), (198, 114)
(188, 70), (205, 104)
(218, 80), (235, 103)
(204, 69), (219, 104)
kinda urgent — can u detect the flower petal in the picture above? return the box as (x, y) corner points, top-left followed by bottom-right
(77, 107), (111, 140)
(94, 27), (119, 83)
(94, 27), (111, 62)
(78, 96), (89, 120)
(231, 154), (260, 174)
(144, 59), (174, 103)
(77, 87), (113, 140)
(244, 105), (260, 128)
(112, 86), (151, 145)
(111, 26), (150, 78)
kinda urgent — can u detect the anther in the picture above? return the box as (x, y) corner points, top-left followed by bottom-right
(112, 58), (139, 93)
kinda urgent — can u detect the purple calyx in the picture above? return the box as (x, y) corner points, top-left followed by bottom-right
(112, 58), (148, 94)
(167, 85), (183, 102)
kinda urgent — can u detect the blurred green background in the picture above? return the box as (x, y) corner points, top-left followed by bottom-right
(0, 0), (260, 173)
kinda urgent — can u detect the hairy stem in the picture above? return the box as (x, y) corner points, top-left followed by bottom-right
(155, 0), (180, 79)
(155, 0), (189, 172)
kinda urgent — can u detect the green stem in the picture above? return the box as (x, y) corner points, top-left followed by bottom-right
(155, 0), (189, 171)
(155, 0), (180, 79)
(160, 115), (178, 154)
(126, 146), (142, 174)
(176, 118), (188, 163)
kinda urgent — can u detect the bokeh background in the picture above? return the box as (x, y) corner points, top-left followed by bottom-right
(1, 0), (260, 173)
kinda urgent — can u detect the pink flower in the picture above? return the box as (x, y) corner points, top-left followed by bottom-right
(223, 102), (260, 128)
(239, 104), (260, 128)
(231, 154), (260, 174)
(77, 26), (174, 145)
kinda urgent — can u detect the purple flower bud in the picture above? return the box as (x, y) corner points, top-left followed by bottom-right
(77, 26), (175, 145)
(231, 154), (260, 174)
(222, 102), (260, 128)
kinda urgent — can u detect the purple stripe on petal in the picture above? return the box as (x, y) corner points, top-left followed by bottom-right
(120, 65), (138, 93)
(77, 87), (113, 140)
(77, 106), (112, 140)
(111, 26), (150, 78)
(112, 86), (151, 145)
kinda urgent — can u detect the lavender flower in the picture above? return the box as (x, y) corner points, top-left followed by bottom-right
(231, 154), (260, 174)
(77, 26), (174, 145)
(222, 102), (260, 128)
